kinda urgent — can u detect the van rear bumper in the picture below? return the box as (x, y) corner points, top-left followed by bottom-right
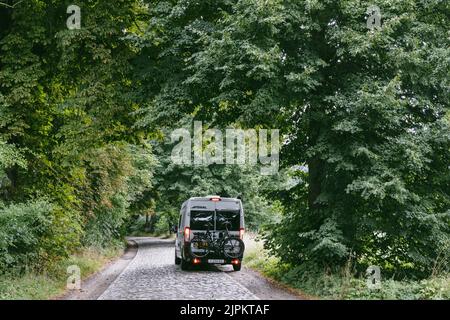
(188, 257), (243, 265)
(182, 243), (243, 264)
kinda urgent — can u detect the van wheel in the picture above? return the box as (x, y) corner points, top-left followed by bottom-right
(232, 263), (242, 271)
(175, 252), (181, 265)
(180, 258), (190, 271)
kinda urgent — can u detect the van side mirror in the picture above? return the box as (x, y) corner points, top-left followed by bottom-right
(171, 225), (178, 233)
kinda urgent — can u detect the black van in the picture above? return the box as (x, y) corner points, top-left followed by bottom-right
(174, 196), (245, 271)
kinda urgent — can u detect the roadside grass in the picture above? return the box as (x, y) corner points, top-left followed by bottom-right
(0, 245), (123, 300)
(243, 235), (282, 276)
(243, 235), (450, 300)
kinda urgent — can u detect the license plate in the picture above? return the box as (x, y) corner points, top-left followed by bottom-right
(194, 242), (208, 248)
(208, 259), (225, 264)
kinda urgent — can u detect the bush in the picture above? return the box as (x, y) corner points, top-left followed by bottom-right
(40, 205), (82, 265)
(153, 214), (172, 236)
(265, 263), (450, 300)
(245, 236), (450, 300)
(126, 215), (148, 236)
(0, 245), (123, 300)
(82, 194), (129, 248)
(0, 200), (52, 272)
(0, 199), (81, 273)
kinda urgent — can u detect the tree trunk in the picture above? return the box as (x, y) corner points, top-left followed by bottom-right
(5, 166), (18, 201)
(307, 113), (324, 213)
(307, 156), (323, 211)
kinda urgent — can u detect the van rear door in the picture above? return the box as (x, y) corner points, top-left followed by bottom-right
(188, 198), (243, 239)
(190, 209), (215, 230)
(215, 200), (242, 238)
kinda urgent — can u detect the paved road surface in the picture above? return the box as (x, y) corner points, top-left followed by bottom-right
(65, 237), (303, 300)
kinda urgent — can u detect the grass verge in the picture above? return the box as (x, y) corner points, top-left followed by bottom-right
(0, 245), (124, 300)
(243, 236), (450, 300)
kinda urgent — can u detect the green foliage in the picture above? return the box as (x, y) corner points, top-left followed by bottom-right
(127, 215), (150, 236)
(0, 200), (52, 272)
(81, 143), (156, 247)
(0, 141), (26, 200)
(0, 199), (81, 273)
(153, 213), (173, 236)
(136, 0), (450, 277)
(0, 0), (448, 289)
(245, 239), (450, 300)
(275, 264), (450, 300)
(0, 245), (123, 300)
(0, 141), (26, 171)
(150, 125), (281, 230)
(0, 1), (155, 272)
(83, 194), (128, 247)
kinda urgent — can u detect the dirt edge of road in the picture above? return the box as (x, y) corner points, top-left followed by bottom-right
(56, 239), (138, 300)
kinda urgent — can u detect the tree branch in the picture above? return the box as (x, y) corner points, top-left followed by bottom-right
(0, 0), (25, 9)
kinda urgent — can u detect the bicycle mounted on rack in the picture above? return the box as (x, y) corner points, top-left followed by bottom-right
(190, 221), (245, 261)
(173, 196), (246, 271)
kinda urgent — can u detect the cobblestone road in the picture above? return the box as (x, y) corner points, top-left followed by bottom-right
(98, 237), (258, 300)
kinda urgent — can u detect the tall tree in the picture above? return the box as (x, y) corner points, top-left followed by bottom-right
(0, 0), (154, 257)
(136, 0), (449, 276)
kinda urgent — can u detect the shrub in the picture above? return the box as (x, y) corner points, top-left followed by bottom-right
(82, 194), (129, 248)
(0, 199), (81, 273)
(153, 214), (172, 236)
(126, 215), (148, 235)
(271, 263), (450, 300)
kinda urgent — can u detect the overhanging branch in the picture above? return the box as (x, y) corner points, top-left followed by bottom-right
(0, 0), (25, 9)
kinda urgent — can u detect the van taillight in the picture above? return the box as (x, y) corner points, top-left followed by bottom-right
(184, 227), (191, 242)
(239, 228), (245, 240)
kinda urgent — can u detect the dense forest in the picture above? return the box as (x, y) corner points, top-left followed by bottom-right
(0, 0), (449, 293)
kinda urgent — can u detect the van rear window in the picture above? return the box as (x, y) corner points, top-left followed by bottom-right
(190, 210), (214, 230)
(216, 210), (240, 231)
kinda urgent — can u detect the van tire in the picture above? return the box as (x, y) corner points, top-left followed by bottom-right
(175, 252), (181, 265)
(232, 263), (242, 271)
(180, 258), (190, 271)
